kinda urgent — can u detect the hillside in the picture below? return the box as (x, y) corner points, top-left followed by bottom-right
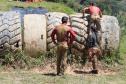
(0, 0), (75, 14)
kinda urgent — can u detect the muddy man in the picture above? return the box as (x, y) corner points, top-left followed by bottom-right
(51, 16), (76, 76)
(82, 1), (102, 46)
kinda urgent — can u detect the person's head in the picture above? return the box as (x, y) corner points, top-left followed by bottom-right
(62, 16), (68, 24)
(89, 1), (95, 6)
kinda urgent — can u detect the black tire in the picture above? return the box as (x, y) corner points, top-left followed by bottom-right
(70, 14), (88, 52)
(46, 12), (69, 50)
(0, 11), (22, 52)
(70, 14), (120, 55)
(100, 15), (120, 52)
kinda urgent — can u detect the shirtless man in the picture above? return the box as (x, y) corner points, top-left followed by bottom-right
(51, 16), (76, 75)
(82, 1), (102, 45)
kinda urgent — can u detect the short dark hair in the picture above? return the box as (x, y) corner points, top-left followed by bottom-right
(62, 16), (68, 23)
(90, 1), (95, 6)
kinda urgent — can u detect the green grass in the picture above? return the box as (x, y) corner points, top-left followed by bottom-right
(0, 1), (75, 14)
(118, 33), (126, 65)
(0, 70), (126, 84)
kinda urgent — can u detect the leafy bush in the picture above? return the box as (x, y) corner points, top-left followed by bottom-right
(66, 0), (83, 12)
(0, 50), (30, 68)
(0, 49), (57, 69)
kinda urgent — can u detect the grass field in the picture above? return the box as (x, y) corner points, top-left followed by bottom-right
(0, 68), (126, 84)
(0, 36), (125, 84)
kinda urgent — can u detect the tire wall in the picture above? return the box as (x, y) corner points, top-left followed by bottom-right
(100, 15), (120, 51)
(46, 12), (69, 50)
(0, 11), (22, 52)
(70, 13), (88, 52)
(0, 11), (120, 56)
(70, 13), (120, 53)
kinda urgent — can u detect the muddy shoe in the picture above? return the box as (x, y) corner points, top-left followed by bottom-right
(57, 73), (64, 76)
(90, 69), (98, 74)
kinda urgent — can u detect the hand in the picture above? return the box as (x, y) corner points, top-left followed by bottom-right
(54, 43), (58, 45)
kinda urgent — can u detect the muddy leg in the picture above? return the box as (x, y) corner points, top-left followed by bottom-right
(91, 55), (98, 74)
(61, 47), (68, 75)
(57, 45), (62, 75)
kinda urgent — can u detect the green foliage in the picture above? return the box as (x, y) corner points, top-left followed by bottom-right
(30, 2), (75, 14)
(0, 50), (30, 68)
(47, 0), (83, 12)
(119, 33), (126, 58)
(0, 48), (58, 69)
(101, 50), (121, 65)
(66, 0), (83, 12)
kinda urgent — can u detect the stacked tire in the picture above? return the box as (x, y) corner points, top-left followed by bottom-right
(0, 11), (22, 52)
(46, 12), (69, 50)
(70, 13), (120, 54)
(46, 12), (120, 54)
(70, 13), (88, 52)
(100, 15), (120, 51)
(0, 11), (120, 56)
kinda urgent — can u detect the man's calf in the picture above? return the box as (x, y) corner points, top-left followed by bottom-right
(88, 47), (102, 74)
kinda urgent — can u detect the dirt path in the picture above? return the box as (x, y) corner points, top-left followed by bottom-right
(29, 61), (118, 76)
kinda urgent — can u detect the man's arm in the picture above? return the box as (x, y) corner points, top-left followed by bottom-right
(51, 28), (57, 44)
(99, 10), (102, 18)
(68, 28), (76, 44)
(82, 7), (89, 17)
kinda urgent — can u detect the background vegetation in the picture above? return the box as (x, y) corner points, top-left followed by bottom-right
(0, 0), (75, 14)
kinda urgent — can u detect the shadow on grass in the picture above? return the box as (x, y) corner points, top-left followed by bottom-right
(74, 70), (94, 74)
(43, 73), (57, 77)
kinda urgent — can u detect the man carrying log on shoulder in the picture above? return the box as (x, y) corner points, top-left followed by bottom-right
(51, 16), (76, 76)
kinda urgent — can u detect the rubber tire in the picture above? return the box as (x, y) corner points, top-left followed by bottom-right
(46, 12), (69, 50)
(70, 14), (120, 55)
(0, 11), (22, 52)
(70, 14), (88, 52)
